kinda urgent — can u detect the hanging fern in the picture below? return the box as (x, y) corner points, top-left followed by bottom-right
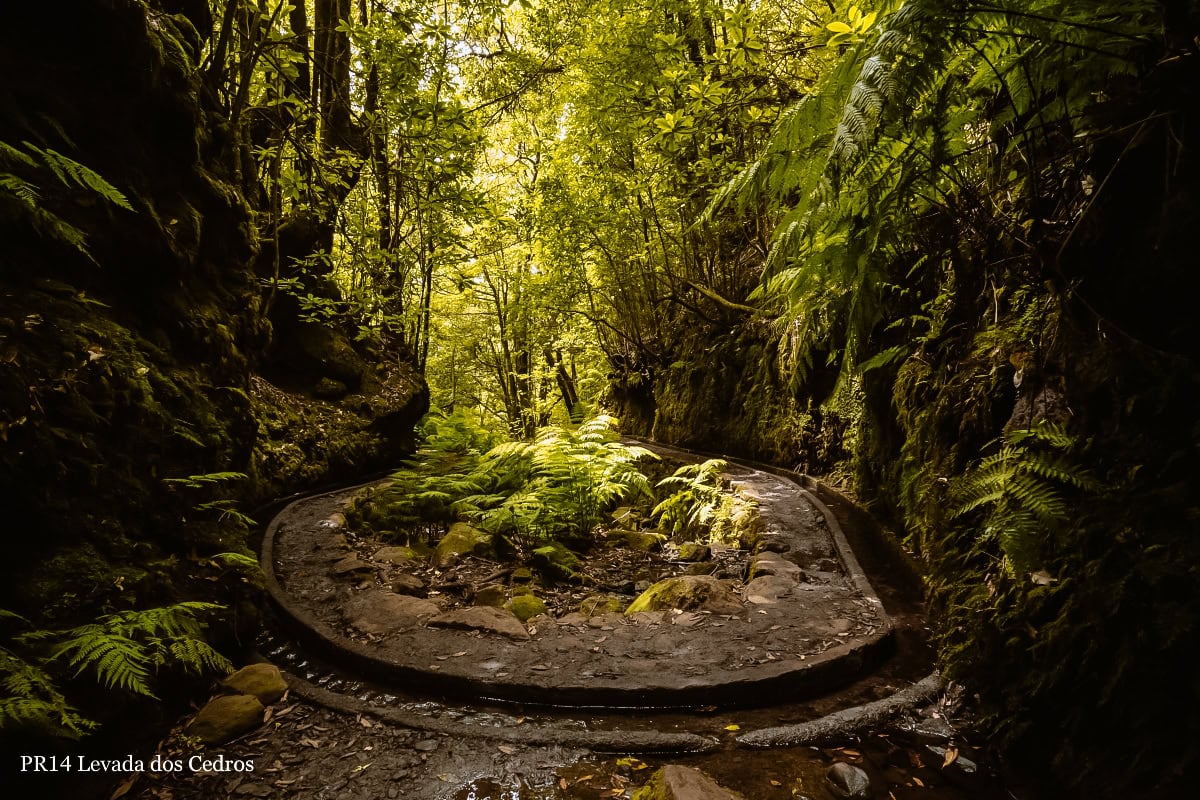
(952, 423), (1098, 575)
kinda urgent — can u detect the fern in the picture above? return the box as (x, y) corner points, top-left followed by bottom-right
(652, 459), (728, 539)
(36, 602), (231, 700)
(952, 424), (1097, 575)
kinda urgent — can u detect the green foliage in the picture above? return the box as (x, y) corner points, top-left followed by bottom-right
(457, 415), (656, 549)
(1, 603), (230, 739)
(952, 424), (1097, 575)
(0, 138), (134, 256)
(651, 459), (727, 539)
(355, 414), (655, 551)
(37, 602), (231, 699)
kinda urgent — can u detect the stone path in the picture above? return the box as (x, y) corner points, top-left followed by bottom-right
(262, 445), (893, 708)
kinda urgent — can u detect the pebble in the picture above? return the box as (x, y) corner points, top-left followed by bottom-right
(414, 739), (440, 752)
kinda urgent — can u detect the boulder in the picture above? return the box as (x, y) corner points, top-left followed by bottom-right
(677, 542), (712, 562)
(632, 765), (745, 800)
(372, 545), (420, 565)
(826, 762), (870, 799)
(187, 694), (264, 745)
(220, 663), (287, 705)
(625, 576), (744, 616)
(344, 591), (440, 635)
(433, 523), (494, 567)
(506, 594), (547, 622)
(531, 542), (581, 583)
(428, 606), (530, 640)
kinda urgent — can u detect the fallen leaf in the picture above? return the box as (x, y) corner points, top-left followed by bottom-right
(452, 650), (468, 657)
(770, 779), (781, 786)
(942, 744), (959, 768)
(724, 724), (741, 731)
(299, 738), (321, 748)
(559, 778), (569, 790)
(351, 763), (371, 773)
(498, 745), (516, 755)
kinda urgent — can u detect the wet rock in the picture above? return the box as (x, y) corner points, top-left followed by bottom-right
(826, 762), (870, 799)
(677, 542), (712, 562)
(506, 594), (547, 622)
(625, 576), (744, 616)
(372, 545), (419, 565)
(428, 606), (530, 640)
(632, 764), (745, 799)
(531, 542), (581, 582)
(220, 663), (287, 705)
(344, 592), (440, 635)
(331, 556), (375, 576)
(751, 552), (804, 582)
(473, 583), (508, 607)
(187, 694), (264, 745)
(433, 522), (494, 567)
(744, 575), (795, 604)
(391, 573), (426, 596)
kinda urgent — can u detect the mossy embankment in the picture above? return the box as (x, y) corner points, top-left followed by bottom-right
(0, 0), (426, 742)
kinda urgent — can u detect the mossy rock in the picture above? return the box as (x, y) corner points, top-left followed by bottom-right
(625, 576), (744, 616)
(372, 545), (419, 565)
(220, 663), (287, 705)
(632, 765), (745, 800)
(511, 567), (534, 584)
(531, 542), (581, 583)
(434, 522), (494, 567)
(506, 593), (548, 622)
(474, 583), (507, 607)
(614, 530), (666, 552)
(677, 542), (712, 561)
(312, 377), (348, 400)
(580, 594), (625, 616)
(187, 694), (264, 745)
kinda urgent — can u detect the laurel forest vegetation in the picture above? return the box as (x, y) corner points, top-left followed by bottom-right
(0, 0), (1198, 797)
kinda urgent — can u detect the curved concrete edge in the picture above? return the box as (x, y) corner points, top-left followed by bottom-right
(736, 672), (944, 748)
(260, 450), (896, 709)
(633, 440), (897, 638)
(281, 672), (721, 754)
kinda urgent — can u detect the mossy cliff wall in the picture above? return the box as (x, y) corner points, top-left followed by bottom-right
(608, 320), (852, 475)
(0, 1), (426, 630)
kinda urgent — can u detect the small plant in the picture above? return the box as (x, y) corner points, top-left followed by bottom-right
(952, 424), (1098, 576)
(652, 459), (728, 539)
